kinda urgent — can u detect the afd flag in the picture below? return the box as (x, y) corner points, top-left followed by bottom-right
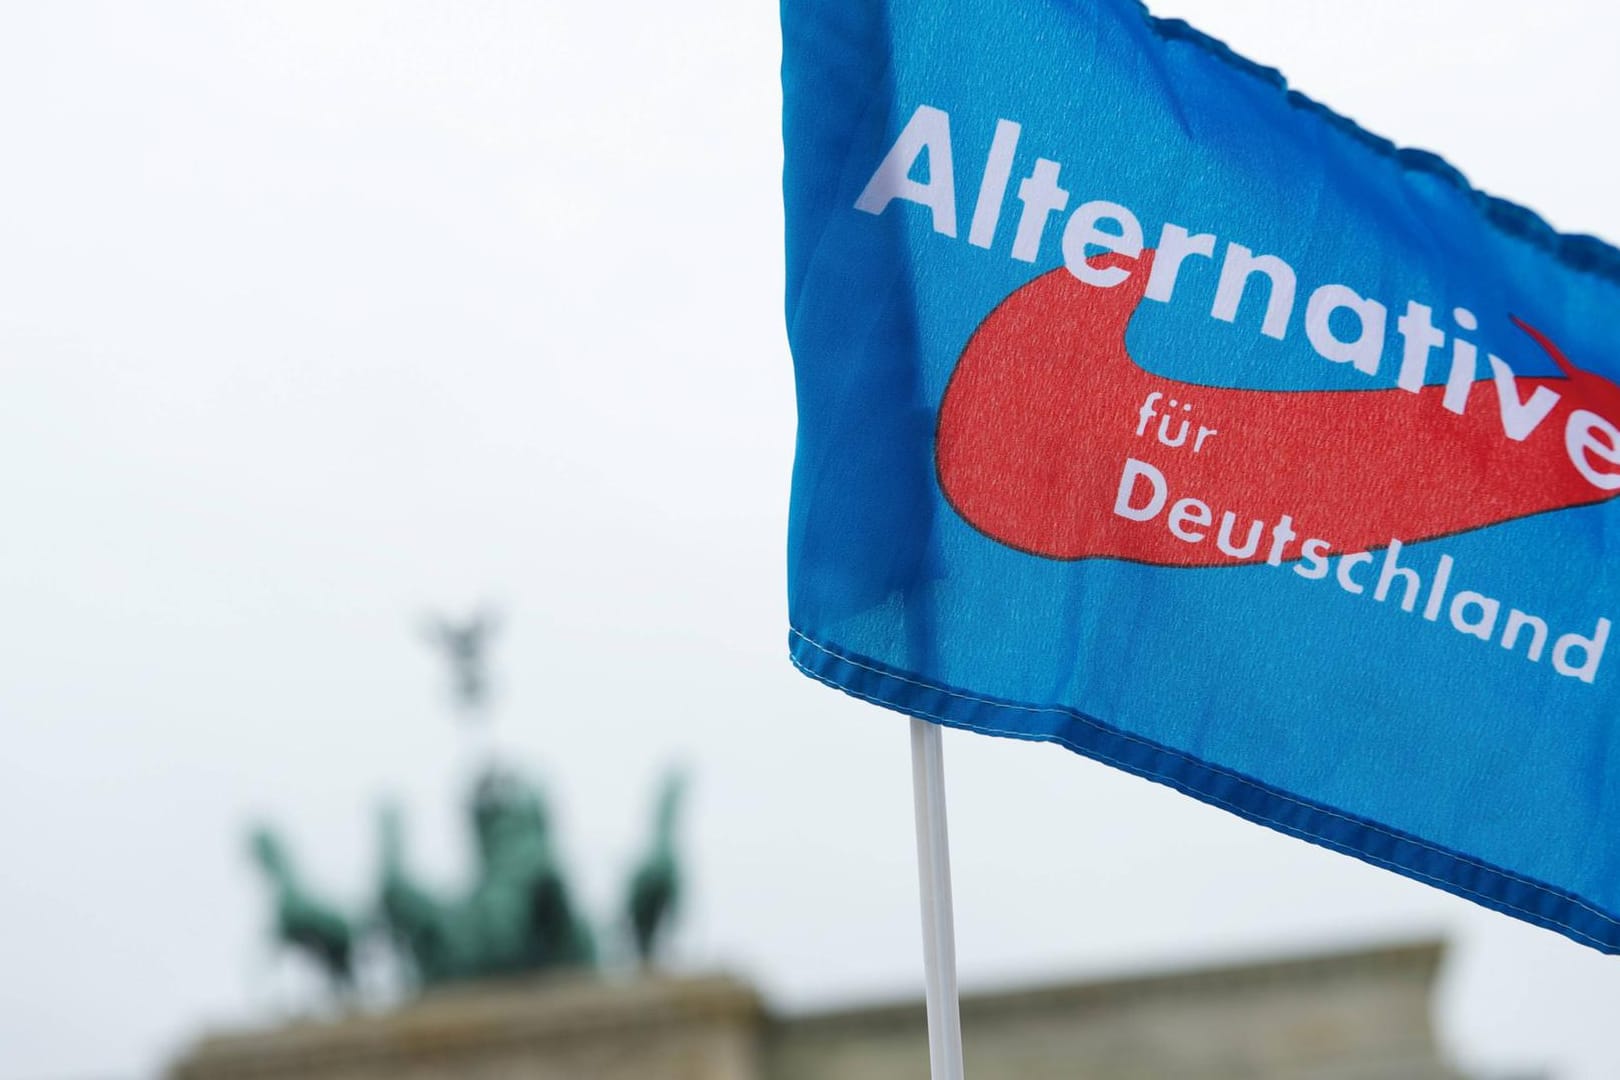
(782, 0), (1620, 952)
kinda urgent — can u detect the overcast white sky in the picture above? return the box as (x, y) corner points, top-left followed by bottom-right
(0, 2), (1617, 1078)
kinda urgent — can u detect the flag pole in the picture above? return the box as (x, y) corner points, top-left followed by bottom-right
(910, 716), (966, 1080)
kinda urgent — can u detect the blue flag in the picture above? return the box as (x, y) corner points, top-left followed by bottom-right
(782, 0), (1620, 951)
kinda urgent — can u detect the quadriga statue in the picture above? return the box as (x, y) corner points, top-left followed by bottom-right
(249, 764), (686, 995)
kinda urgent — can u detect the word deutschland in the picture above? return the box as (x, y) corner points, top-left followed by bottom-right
(856, 104), (1620, 492)
(1113, 456), (1609, 683)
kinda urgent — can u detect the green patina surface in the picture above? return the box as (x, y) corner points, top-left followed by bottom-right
(247, 609), (685, 992)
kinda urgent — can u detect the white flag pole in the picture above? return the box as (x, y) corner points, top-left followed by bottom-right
(910, 716), (966, 1080)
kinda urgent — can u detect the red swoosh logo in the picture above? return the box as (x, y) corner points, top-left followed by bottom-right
(935, 252), (1620, 566)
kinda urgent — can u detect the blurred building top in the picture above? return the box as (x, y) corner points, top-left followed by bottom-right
(169, 939), (1474, 1079)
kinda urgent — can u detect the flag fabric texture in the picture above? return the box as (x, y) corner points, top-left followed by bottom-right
(782, 0), (1620, 951)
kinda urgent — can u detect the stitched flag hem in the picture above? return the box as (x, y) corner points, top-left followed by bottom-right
(789, 624), (1620, 953)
